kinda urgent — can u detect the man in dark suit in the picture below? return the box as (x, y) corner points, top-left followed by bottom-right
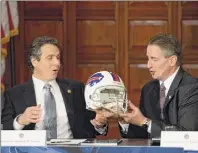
(120, 33), (198, 138)
(1, 36), (107, 139)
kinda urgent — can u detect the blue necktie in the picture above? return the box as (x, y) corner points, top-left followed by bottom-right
(43, 84), (57, 140)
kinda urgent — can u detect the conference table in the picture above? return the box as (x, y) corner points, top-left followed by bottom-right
(1, 139), (198, 153)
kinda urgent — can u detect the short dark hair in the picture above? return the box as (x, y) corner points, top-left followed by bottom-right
(148, 33), (182, 66)
(27, 36), (60, 72)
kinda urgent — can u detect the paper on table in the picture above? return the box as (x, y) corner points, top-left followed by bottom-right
(47, 139), (86, 145)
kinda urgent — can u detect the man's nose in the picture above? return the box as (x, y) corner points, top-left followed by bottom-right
(53, 58), (60, 66)
(147, 60), (152, 69)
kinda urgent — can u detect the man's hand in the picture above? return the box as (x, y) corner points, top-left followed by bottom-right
(90, 108), (115, 129)
(18, 105), (41, 125)
(118, 116), (128, 124)
(120, 101), (147, 126)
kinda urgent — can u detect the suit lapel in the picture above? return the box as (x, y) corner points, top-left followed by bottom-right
(57, 79), (75, 131)
(21, 78), (37, 129)
(22, 79), (37, 108)
(149, 81), (161, 120)
(164, 68), (184, 108)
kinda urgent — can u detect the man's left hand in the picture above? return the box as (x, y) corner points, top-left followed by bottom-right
(120, 101), (147, 126)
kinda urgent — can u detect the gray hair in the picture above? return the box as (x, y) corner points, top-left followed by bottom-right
(27, 36), (60, 72)
(148, 33), (182, 66)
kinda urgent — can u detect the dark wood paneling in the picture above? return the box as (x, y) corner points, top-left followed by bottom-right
(77, 20), (116, 64)
(24, 21), (63, 49)
(66, 2), (76, 79)
(24, 2), (63, 20)
(128, 64), (152, 106)
(76, 2), (115, 20)
(13, 1), (198, 139)
(128, 2), (168, 20)
(62, 2), (68, 78)
(182, 2), (198, 20)
(15, 2), (25, 84)
(116, 2), (128, 89)
(168, 2), (181, 37)
(181, 2), (198, 78)
(182, 21), (198, 64)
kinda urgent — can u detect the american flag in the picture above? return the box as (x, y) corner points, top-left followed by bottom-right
(1, 1), (19, 92)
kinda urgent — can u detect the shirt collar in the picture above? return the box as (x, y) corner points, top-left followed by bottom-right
(32, 76), (57, 92)
(160, 66), (180, 91)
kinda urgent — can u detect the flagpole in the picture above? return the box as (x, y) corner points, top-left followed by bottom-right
(10, 37), (16, 87)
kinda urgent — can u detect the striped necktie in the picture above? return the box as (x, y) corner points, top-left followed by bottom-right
(160, 83), (166, 119)
(43, 84), (57, 140)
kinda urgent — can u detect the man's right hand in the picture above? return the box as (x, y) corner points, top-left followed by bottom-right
(90, 108), (116, 129)
(17, 105), (41, 125)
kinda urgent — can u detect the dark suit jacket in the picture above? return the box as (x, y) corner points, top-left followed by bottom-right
(122, 68), (198, 138)
(1, 78), (97, 138)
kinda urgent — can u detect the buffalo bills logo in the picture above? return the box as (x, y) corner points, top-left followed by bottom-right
(87, 73), (104, 87)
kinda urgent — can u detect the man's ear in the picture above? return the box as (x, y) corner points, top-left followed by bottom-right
(31, 58), (38, 68)
(169, 55), (177, 66)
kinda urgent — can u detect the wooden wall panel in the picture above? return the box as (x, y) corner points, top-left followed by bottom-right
(128, 65), (152, 106)
(182, 2), (198, 20)
(76, 1), (115, 20)
(181, 2), (198, 77)
(76, 21), (116, 64)
(24, 2), (63, 20)
(128, 2), (168, 20)
(77, 21), (116, 47)
(182, 21), (198, 63)
(24, 21), (63, 50)
(76, 2), (116, 77)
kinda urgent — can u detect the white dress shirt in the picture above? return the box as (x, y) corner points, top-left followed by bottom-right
(13, 76), (106, 136)
(13, 76), (73, 138)
(159, 67), (180, 97)
(120, 67), (180, 134)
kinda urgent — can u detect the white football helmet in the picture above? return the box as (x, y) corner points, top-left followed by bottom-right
(84, 71), (128, 114)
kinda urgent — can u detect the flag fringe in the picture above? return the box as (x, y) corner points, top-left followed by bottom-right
(1, 36), (10, 45)
(1, 28), (19, 45)
(1, 48), (7, 58)
(1, 83), (5, 93)
(10, 28), (19, 37)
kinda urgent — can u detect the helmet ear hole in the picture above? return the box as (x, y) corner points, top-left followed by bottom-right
(91, 93), (98, 100)
(84, 71), (128, 113)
